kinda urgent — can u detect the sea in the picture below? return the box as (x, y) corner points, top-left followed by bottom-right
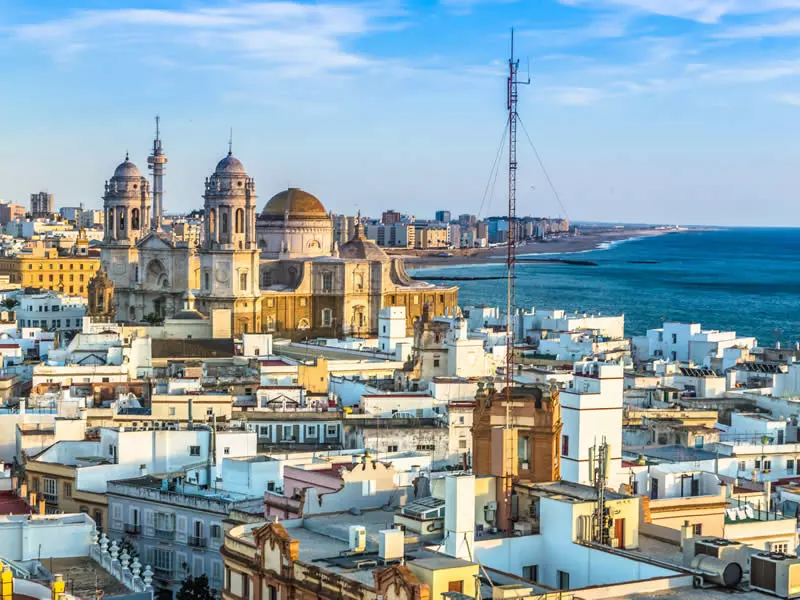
(410, 228), (800, 345)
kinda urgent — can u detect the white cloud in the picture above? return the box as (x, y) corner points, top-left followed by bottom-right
(439, 0), (518, 15)
(773, 92), (800, 105)
(715, 19), (800, 39)
(700, 60), (800, 83)
(548, 86), (606, 105)
(11, 2), (402, 76)
(558, 0), (800, 23)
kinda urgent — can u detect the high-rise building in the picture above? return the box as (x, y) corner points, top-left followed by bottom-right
(332, 214), (358, 246)
(30, 192), (54, 218)
(381, 210), (401, 226)
(0, 202), (26, 225)
(458, 213), (477, 228)
(435, 210), (451, 224)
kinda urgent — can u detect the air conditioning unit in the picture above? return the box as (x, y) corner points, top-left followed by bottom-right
(349, 525), (366, 553)
(512, 522), (533, 536)
(751, 553), (800, 598)
(683, 537), (749, 571)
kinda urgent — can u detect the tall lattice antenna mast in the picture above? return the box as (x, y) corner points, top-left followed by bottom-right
(505, 28), (529, 421)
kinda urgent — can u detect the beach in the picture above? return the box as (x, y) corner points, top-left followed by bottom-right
(393, 227), (671, 268)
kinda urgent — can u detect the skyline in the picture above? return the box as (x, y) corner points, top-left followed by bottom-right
(2, 1), (800, 226)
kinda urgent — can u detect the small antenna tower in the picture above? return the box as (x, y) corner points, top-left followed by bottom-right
(589, 438), (611, 545)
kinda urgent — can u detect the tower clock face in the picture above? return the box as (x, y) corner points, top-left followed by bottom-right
(216, 266), (230, 283)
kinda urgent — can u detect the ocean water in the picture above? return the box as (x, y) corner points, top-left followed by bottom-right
(410, 228), (800, 345)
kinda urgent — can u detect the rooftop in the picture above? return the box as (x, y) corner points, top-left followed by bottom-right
(630, 444), (721, 463)
(519, 480), (630, 502)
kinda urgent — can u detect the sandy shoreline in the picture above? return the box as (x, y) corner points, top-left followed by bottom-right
(393, 228), (673, 269)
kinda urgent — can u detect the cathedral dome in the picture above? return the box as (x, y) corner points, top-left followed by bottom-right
(339, 222), (389, 262)
(214, 152), (247, 176)
(261, 188), (327, 222)
(113, 156), (141, 179)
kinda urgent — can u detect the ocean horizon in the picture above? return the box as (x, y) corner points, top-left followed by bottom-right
(410, 227), (800, 345)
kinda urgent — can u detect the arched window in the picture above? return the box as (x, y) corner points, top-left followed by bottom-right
(209, 209), (216, 234)
(235, 208), (244, 233)
(119, 210), (126, 231)
(222, 212), (229, 234)
(131, 208), (140, 230)
(204, 272), (210, 290)
(322, 308), (332, 327)
(322, 272), (333, 291)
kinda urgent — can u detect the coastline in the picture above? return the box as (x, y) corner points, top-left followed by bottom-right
(395, 227), (675, 269)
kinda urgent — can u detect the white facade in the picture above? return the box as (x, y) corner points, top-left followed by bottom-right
(378, 306), (412, 359)
(560, 362), (625, 488)
(0, 513), (96, 561)
(16, 291), (87, 331)
(242, 333), (272, 357)
(521, 307), (625, 341)
(636, 321), (756, 363)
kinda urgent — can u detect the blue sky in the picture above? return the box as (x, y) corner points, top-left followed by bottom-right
(2, 0), (800, 226)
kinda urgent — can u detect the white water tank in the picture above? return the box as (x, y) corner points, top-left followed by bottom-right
(349, 525), (366, 553)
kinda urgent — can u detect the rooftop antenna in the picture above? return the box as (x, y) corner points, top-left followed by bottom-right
(228, 127), (233, 156)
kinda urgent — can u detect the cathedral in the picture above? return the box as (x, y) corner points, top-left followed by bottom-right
(96, 135), (458, 338)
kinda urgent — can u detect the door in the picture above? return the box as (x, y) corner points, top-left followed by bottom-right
(691, 478), (700, 497)
(614, 518), (625, 549)
(651, 478), (659, 500)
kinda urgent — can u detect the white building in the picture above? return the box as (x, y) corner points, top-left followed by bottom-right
(0, 513), (96, 561)
(560, 362), (625, 488)
(536, 331), (630, 362)
(634, 321), (756, 364)
(16, 290), (87, 332)
(521, 307), (625, 342)
(378, 306), (412, 360)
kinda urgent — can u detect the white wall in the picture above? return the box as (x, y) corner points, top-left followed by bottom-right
(0, 514), (95, 561)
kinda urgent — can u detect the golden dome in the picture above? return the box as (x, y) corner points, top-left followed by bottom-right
(260, 188), (328, 221)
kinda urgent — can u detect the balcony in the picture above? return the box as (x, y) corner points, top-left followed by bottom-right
(43, 493), (58, 504)
(124, 523), (142, 535)
(154, 529), (175, 540)
(153, 565), (176, 580)
(188, 535), (207, 548)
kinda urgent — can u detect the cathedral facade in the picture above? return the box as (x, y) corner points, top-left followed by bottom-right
(98, 146), (458, 337)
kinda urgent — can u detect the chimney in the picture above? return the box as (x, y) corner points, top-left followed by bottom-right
(51, 574), (65, 600)
(1, 566), (13, 600)
(444, 474), (475, 560)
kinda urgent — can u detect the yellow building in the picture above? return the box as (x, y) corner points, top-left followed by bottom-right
(24, 459), (109, 532)
(408, 557), (479, 599)
(0, 242), (99, 298)
(414, 226), (449, 249)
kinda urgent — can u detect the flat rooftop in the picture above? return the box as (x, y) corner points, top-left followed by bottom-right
(520, 480), (630, 502)
(47, 557), (130, 599)
(629, 444), (720, 463)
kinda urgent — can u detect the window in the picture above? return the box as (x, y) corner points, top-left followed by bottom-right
(267, 585), (277, 600)
(240, 272), (247, 291)
(562, 435), (570, 456)
(771, 542), (789, 554)
(235, 208), (244, 234)
(154, 548), (174, 573)
(447, 581), (463, 594)
(321, 308), (332, 327)
(306, 425), (317, 437)
(190, 445), (201, 456)
(211, 524), (222, 540)
(739, 461), (746, 472)
(671, 333), (677, 343)
(322, 272), (333, 291)
(764, 460), (772, 471)
(242, 575), (250, 599)
(205, 273), (210, 290)
(788, 460), (795, 472)
(523, 565), (538, 582)
(755, 459), (761, 469)
(557, 571), (570, 590)
(459, 439), (467, 449)
(43, 478), (57, 502)
(224, 447), (230, 455)
(416, 444), (435, 451)
(63, 482), (72, 498)
(518, 435), (530, 468)
(387, 445), (399, 452)
(433, 359), (440, 367)
(693, 524), (702, 535)
(169, 407), (176, 416)
(94, 509), (103, 530)
(327, 425), (338, 436)
(222, 212), (229, 234)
